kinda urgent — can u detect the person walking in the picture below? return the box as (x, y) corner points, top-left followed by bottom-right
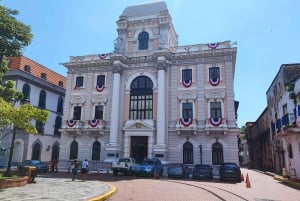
(81, 159), (89, 181)
(71, 159), (78, 181)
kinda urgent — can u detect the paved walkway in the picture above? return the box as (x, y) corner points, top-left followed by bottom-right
(0, 175), (115, 201)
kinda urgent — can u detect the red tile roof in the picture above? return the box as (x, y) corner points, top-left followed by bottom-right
(8, 56), (66, 89)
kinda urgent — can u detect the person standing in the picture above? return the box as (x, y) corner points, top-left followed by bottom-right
(81, 159), (89, 181)
(71, 159), (78, 181)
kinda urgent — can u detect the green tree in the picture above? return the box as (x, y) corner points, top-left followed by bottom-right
(0, 5), (32, 100)
(0, 5), (49, 177)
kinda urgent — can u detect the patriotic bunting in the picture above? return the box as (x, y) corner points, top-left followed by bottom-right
(88, 119), (99, 127)
(96, 84), (104, 92)
(207, 43), (219, 49)
(99, 54), (107, 60)
(180, 118), (192, 127)
(67, 120), (76, 127)
(210, 117), (222, 127)
(182, 79), (192, 88)
(209, 78), (220, 86)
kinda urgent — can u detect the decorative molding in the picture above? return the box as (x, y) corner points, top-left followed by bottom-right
(91, 95), (107, 104)
(70, 96), (86, 105)
(178, 92), (197, 101)
(205, 91), (225, 100)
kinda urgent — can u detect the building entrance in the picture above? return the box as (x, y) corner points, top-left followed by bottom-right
(131, 136), (148, 163)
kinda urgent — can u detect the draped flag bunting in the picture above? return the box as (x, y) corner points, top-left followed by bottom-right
(210, 117), (222, 127)
(96, 84), (104, 92)
(67, 120), (76, 127)
(88, 119), (99, 127)
(209, 78), (220, 86)
(182, 79), (192, 88)
(180, 118), (192, 127)
(99, 54), (107, 60)
(207, 43), (219, 49)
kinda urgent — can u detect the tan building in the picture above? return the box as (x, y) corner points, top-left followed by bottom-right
(59, 1), (240, 174)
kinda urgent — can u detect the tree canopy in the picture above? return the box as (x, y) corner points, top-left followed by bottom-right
(0, 98), (49, 134)
(0, 5), (33, 101)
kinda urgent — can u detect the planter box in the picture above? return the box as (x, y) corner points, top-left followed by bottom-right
(0, 176), (28, 189)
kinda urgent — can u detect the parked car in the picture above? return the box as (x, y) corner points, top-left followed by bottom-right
(167, 163), (187, 179)
(192, 164), (213, 180)
(111, 157), (137, 175)
(18, 160), (49, 173)
(135, 158), (163, 177)
(219, 162), (241, 182)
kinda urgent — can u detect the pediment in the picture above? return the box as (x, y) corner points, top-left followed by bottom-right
(123, 119), (155, 130)
(177, 91), (197, 101)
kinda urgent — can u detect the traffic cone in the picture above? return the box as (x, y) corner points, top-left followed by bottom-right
(245, 173), (251, 188)
(241, 173), (244, 182)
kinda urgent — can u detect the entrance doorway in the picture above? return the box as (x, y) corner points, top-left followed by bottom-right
(131, 136), (148, 163)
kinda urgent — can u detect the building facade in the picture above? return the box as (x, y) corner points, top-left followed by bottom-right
(246, 108), (273, 171)
(266, 63), (300, 180)
(0, 56), (66, 167)
(59, 1), (240, 173)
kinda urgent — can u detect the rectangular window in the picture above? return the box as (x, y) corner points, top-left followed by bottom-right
(182, 69), (192, 82)
(182, 102), (193, 120)
(209, 67), (220, 80)
(73, 106), (82, 120)
(97, 75), (105, 87)
(75, 76), (84, 88)
(210, 102), (222, 118)
(94, 105), (104, 119)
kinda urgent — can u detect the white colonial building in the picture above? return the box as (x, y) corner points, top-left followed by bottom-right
(59, 1), (240, 173)
(0, 56), (66, 167)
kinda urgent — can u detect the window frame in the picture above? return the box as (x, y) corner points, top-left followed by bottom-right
(138, 31), (149, 50)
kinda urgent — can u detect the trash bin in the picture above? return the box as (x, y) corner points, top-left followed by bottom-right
(26, 166), (37, 183)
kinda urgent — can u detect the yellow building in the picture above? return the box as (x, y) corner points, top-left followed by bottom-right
(59, 1), (239, 173)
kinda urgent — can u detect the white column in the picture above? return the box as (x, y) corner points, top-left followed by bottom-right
(148, 135), (154, 158)
(109, 72), (121, 145)
(157, 69), (166, 146)
(124, 136), (130, 157)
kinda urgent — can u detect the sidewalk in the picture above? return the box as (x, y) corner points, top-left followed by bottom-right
(256, 169), (300, 190)
(0, 173), (116, 201)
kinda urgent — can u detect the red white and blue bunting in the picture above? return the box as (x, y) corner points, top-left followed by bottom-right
(98, 54), (107, 60)
(88, 119), (99, 127)
(207, 43), (219, 49)
(209, 78), (220, 86)
(210, 117), (222, 127)
(67, 119), (76, 127)
(182, 79), (192, 88)
(180, 118), (192, 127)
(96, 84), (104, 92)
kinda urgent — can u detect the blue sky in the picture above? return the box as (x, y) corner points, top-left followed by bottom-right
(2, 0), (300, 127)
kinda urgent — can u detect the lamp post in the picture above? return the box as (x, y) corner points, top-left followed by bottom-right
(199, 145), (202, 165)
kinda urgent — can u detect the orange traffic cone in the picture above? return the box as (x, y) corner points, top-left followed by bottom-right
(241, 173), (244, 182)
(245, 173), (251, 188)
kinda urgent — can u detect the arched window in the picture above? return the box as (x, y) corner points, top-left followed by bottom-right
(212, 142), (223, 165)
(138, 31), (149, 50)
(129, 76), (153, 120)
(38, 90), (46, 108)
(54, 116), (62, 136)
(32, 143), (41, 160)
(22, 84), (30, 102)
(57, 96), (64, 113)
(51, 144), (60, 160)
(92, 141), (101, 161)
(183, 141), (193, 164)
(69, 141), (78, 160)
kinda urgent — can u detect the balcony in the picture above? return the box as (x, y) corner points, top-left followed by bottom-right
(204, 118), (228, 135)
(62, 119), (106, 136)
(175, 118), (198, 135)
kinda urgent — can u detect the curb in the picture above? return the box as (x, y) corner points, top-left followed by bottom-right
(89, 183), (117, 201)
(273, 175), (300, 190)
